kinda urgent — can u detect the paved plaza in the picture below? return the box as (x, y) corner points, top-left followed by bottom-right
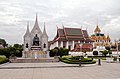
(0, 62), (120, 79)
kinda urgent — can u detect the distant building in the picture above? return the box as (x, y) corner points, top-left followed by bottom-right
(118, 42), (120, 51)
(114, 39), (120, 51)
(0, 44), (4, 48)
(91, 24), (112, 48)
(50, 27), (93, 51)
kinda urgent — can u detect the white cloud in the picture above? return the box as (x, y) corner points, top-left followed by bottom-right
(0, 0), (119, 44)
(102, 16), (120, 40)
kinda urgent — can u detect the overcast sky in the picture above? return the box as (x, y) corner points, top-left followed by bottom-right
(0, 0), (120, 44)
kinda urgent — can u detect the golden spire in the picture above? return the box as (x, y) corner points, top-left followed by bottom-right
(94, 24), (101, 33)
(110, 42), (112, 45)
(107, 35), (111, 41)
(106, 42), (108, 46)
(103, 35), (106, 40)
(102, 42), (104, 46)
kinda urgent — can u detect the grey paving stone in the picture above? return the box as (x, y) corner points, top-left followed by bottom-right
(0, 62), (120, 79)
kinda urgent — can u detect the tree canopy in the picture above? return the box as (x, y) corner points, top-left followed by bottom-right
(0, 38), (7, 47)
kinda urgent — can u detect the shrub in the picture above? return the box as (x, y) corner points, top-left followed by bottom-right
(52, 49), (58, 56)
(0, 55), (9, 64)
(108, 50), (112, 55)
(102, 50), (108, 57)
(49, 47), (69, 57)
(113, 57), (117, 61)
(58, 47), (69, 57)
(61, 58), (96, 64)
(0, 45), (23, 58)
(93, 51), (98, 56)
(49, 49), (56, 57)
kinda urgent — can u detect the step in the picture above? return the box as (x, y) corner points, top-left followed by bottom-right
(10, 58), (59, 63)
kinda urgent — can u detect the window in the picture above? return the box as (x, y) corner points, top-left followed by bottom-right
(44, 43), (46, 48)
(26, 43), (28, 48)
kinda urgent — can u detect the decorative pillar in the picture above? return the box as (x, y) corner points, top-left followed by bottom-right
(66, 41), (69, 49)
(22, 51), (25, 58)
(72, 40), (74, 50)
(61, 41), (63, 47)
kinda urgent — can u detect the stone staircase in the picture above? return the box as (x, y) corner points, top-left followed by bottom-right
(10, 58), (59, 63)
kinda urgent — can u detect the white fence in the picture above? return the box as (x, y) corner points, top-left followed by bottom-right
(69, 51), (120, 56)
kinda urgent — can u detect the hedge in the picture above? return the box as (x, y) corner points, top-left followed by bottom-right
(60, 56), (96, 64)
(0, 55), (9, 64)
(61, 59), (96, 64)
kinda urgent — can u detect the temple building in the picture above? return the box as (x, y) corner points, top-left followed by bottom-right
(50, 27), (93, 51)
(23, 15), (49, 59)
(91, 24), (112, 48)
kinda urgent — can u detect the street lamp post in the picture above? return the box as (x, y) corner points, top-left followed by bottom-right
(79, 52), (84, 67)
(116, 39), (119, 62)
(117, 41), (119, 62)
(98, 58), (101, 65)
(79, 56), (81, 67)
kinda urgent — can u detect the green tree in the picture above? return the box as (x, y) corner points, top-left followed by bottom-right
(49, 47), (69, 57)
(49, 49), (58, 57)
(59, 47), (64, 57)
(13, 44), (22, 48)
(59, 48), (69, 57)
(108, 50), (112, 56)
(0, 39), (7, 48)
(3, 48), (11, 58)
(54, 47), (60, 56)
(52, 49), (58, 56)
(0, 49), (4, 55)
(102, 50), (108, 57)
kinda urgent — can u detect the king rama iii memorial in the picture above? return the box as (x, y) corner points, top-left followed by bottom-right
(22, 15), (49, 59)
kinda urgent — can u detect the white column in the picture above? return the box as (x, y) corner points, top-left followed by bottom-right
(56, 41), (58, 47)
(22, 51), (25, 58)
(80, 44), (82, 52)
(60, 41), (63, 47)
(72, 40), (74, 50)
(50, 44), (54, 49)
(66, 41), (69, 49)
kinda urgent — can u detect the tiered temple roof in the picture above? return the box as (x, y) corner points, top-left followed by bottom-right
(51, 27), (93, 43)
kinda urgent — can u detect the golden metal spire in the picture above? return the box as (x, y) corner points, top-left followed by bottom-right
(94, 24), (101, 33)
